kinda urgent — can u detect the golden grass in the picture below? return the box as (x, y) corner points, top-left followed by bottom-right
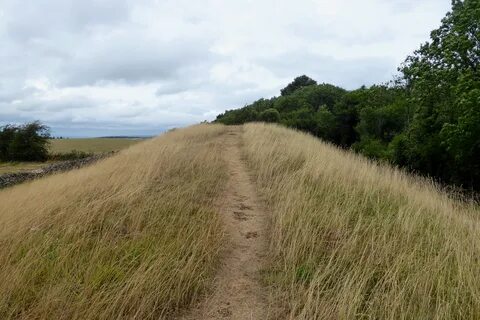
(49, 138), (141, 154)
(0, 124), (228, 319)
(242, 123), (480, 319)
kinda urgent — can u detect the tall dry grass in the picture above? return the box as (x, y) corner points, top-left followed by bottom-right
(0, 125), (228, 319)
(242, 123), (480, 319)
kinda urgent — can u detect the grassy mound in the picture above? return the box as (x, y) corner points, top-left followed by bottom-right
(0, 125), (228, 319)
(243, 123), (480, 319)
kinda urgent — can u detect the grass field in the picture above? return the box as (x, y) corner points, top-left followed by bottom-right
(49, 138), (142, 154)
(243, 123), (480, 319)
(0, 125), (228, 319)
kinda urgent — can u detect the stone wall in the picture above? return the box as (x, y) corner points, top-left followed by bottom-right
(0, 153), (113, 190)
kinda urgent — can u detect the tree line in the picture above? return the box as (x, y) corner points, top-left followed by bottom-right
(216, 0), (480, 191)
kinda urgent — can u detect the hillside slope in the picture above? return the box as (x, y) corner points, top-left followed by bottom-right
(242, 123), (480, 319)
(1, 123), (480, 319)
(0, 125), (229, 319)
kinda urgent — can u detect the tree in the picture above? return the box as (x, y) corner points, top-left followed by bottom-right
(259, 108), (280, 123)
(0, 125), (19, 161)
(354, 87), (412, 147)
(439, 78), (480, 188)
(280, 75), (317, 96)
(313, 106), (336, 140)
(397, 0), (480, 187)
(8, 121), (51, 161)
(215, 107), (259, 125)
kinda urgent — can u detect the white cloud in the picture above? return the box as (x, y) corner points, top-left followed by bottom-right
(0, 0), (451, 136)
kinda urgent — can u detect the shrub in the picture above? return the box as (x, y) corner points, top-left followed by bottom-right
(259, 108), (280, 123)
(0, 121), (51, 162)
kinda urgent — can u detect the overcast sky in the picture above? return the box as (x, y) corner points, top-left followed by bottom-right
(0, 0), (451, 137)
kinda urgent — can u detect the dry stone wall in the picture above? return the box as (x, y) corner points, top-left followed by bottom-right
(0, 153), (113, 189)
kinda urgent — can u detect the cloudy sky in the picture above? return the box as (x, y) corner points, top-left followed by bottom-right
(0, 0), (451, 137)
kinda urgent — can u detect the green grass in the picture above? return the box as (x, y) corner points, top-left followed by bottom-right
(49, 138), (142, 154)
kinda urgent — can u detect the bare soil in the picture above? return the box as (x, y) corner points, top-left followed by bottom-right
(181, 126), (269, 320)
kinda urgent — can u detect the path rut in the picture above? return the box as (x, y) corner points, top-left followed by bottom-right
(181, 126), (269, 320)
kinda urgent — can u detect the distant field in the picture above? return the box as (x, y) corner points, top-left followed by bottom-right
(49, 138), (142, 154)
(0, 162), (47, 174)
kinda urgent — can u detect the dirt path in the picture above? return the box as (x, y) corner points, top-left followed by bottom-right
(181, 126), (269, 320)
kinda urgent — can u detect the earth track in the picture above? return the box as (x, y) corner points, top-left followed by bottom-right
(181, 126), (269, 320)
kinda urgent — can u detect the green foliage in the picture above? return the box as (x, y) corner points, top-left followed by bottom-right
(0, 125), (18, 161)
(439, 82), (480, 188)
(0, 121), (51, 162)
(280, 75), (317, 96)
(313, 106), (336, 140)
(353, 138), (388, 159)
(396, 0), (480, 189)
(388, 133), (412, 167)
(215, 98), (274, 125)
(259, 108), (280, 123)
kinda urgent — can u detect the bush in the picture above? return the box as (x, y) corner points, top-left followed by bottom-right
(0, 121), (51, 162)
(259, 108), (280, 123)
(353, 138), (388, 160)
